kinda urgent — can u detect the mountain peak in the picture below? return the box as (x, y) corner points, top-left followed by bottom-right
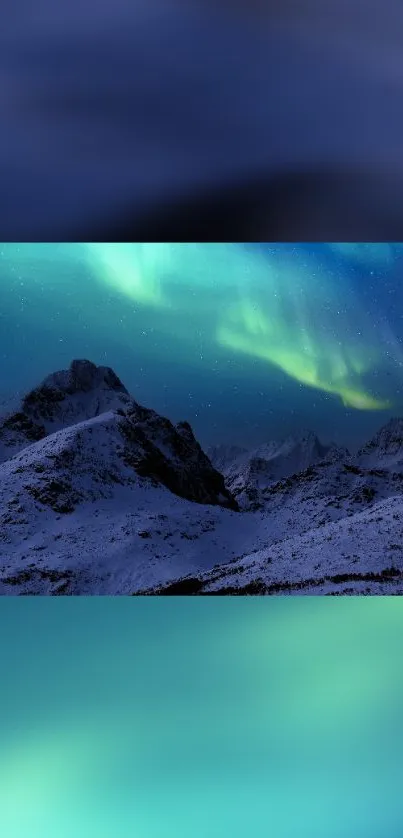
(357, 417), (403, 463)
(17, 359), (133, 432)
(0, 359), (238, 512)
(30, 359), (129, 399)
(206, 444), (249, 473)
(0, 360), (134, 461)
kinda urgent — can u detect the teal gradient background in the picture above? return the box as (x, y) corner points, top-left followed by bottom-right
(1, 598), (402, 837)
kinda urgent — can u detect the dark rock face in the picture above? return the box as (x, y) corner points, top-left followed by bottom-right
(117, 407), (238, 509)
(358, 418), (403, 460)
(25, 478), (81, 515)
(37, 359), (129, 397)
(21, 386), (66, 423)
(1, 412), (46, 443)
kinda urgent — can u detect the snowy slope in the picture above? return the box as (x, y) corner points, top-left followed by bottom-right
(149, 494), (403, 596)
(0, 360), (242, 594)
(1, 360), (403, 596)
(213, 430), (349, 510)
(147, 425), (403, 596)
(0, 439), (244, 596)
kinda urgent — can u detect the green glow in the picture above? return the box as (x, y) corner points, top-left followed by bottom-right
(85, 243), (171, 307)
(217, 298), (390, 409)
(1, 599), (403, 837)
(84, 243), (393, 410)
(85, 243), (261, 303)
(0, 729), (101, 835)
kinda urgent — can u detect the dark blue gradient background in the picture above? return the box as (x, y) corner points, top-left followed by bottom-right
(2, 1), (403, 239)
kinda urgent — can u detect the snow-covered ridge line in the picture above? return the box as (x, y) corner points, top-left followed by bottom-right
(1, 359), (403, 595)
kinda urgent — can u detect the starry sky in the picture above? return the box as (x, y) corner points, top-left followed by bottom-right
(1, 597), (403, 837)
(1, 242), (403, 450)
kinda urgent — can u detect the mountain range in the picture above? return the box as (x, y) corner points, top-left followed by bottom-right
(1, 359), (403, 595)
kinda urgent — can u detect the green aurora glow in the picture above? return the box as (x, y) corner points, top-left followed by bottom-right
(1, 598), (403, 837)
(85, 243), (397, 410)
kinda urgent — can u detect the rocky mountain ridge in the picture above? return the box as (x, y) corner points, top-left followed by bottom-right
(1, 361), (403, 595)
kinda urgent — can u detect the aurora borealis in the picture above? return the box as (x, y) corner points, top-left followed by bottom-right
(1, 243), (403, 833)
(1, 242), (403, 448)
(1, 597), (403, 837)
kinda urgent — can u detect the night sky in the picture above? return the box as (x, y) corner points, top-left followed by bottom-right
(1, 242), (403, 450)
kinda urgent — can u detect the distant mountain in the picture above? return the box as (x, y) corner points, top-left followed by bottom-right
(1, 360), (403, 596)
(206, 444), (248, 474)
(356, 418), (403, 469)
(209, 430), (349, 509)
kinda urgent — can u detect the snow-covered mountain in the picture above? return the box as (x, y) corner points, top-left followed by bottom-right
(0, 359), (237, 509)
(206, 444), (249, 474)
(209, 431), (349, 510)
(356, 417), (403, 469)
(149, 493), (403, 596)
(1, 361), (403, 596)
(0, 360), (132, 464)
(147, 422), (403, 595)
